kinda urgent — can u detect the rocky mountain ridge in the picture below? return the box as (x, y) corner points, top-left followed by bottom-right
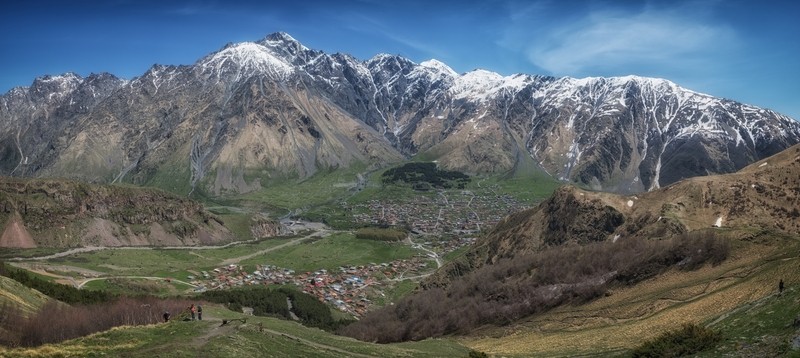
(0, 177), (235, 248)
(2, 32), (799, 194)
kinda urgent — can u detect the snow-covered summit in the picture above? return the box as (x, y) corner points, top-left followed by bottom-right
(419, 59), (457, 77)
(199, 41), (294, 80)
(262, 32), (306, 49)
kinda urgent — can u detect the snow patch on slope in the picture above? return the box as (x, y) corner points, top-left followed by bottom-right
(451, 70), (530, 101)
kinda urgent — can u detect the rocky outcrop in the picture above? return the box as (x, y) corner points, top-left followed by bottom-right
(249, 214), (287, 239)
(0, 177), (236, 248)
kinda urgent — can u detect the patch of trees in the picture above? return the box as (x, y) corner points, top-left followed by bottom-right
(381, 162), (470, 190)
(199, 286), (352, 331)
(281, 288), (354, 331)
(0, 261), (114, 304)
(340, 231), (730, 343)
(200, 286), (289, 318)
(0, 296), (193, 347)
(630, 323), (722, 357)
(355, 227), (407, 242)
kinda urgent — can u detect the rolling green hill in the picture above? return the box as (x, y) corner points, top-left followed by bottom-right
(0, 304), (470, 358)
(0, 276), (49, 315)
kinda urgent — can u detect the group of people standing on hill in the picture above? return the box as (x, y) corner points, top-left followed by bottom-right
(190, 304), (203, 320)
(162, 304), (202, 322)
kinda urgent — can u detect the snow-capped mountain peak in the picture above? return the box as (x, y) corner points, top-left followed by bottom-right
(419, 59), (457, 77)
(199, 41), (294, 80)
(262, 31), (306, 49)
(2, 31), (798, 196)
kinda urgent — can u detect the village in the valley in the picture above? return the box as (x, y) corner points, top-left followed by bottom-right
(344, 189), (528, 234)
(186, 188), (523, 317)
(188, 257), (431, 317)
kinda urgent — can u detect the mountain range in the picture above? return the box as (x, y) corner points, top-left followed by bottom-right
(2, 32), (799, 195)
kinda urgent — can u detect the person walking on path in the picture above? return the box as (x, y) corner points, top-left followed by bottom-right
(779, 279), (785, 295)
(197, 305), (203, 320)
(190, 304), (196, 320)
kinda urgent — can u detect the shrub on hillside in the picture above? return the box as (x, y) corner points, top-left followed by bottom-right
(341, 233), (731, 343)
(200, 286), (289, 318)
(468, 350), (489, 358)
(630, 323), (722, 357)
(200, 287), (353, 331)
(381, 162), (470, 189)
(0, 297), (193, 347)
(278, 288), (355, 330)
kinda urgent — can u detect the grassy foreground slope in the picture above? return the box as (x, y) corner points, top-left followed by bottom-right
(0, 305), (468, 358)
(0, 276), (49, 315)
(460, 230), (800, 356)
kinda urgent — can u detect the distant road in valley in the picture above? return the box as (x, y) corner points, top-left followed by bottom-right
(9, 220), (332, 262)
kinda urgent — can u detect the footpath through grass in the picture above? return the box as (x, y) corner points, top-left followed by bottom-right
(698, 254), (800, 356)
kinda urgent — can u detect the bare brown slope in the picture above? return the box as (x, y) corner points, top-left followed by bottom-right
(425, 143), (800, 288)
(0, 177), (236, 248)
(0, 213), (36, 248)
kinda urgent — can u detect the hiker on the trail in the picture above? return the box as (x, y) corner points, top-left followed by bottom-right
(190, 304), (196, 321)
(163, 311), (170, 322)
(197, 305), (203, 320)
(780, 279), (785, 295)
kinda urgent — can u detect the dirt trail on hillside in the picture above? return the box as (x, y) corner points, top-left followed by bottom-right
(190, 315), (378, 358)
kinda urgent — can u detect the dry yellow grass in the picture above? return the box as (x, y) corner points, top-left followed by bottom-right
(0, 276), (49, 314)
(461, 237), (799, 356)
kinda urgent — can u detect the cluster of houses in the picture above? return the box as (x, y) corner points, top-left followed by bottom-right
(180, 191), (509, 316)
(343, 190), (527, 235)
(188, 256), (435, 317)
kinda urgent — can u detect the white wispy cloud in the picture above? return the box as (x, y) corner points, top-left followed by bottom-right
(343, 13), (449, 59)
(505, 2), (737, 77)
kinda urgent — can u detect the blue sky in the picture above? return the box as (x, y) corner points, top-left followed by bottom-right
(2, 0), (798, 119)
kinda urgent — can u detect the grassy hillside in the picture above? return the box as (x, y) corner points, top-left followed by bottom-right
(0, 276), (49, 315)
(4, 242), (799, 358)
(459, 230), (800, 356)
(702, 276), (800, 356)
(0, 305), (469, 358)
